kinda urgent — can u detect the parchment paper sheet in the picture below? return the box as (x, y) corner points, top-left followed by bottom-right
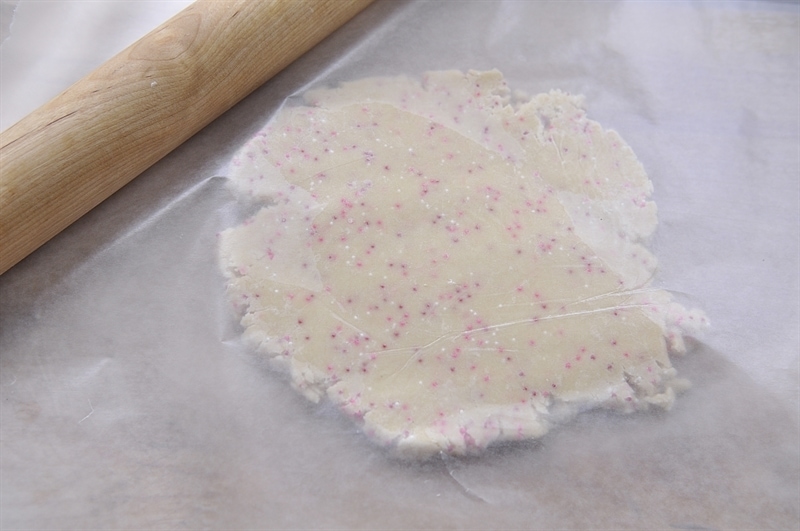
(1, 1), (798, 529)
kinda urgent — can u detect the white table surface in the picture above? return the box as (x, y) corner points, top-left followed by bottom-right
(1, 1), (798, 529)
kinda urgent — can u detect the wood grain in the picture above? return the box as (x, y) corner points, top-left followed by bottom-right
(0, 0), (374, 275)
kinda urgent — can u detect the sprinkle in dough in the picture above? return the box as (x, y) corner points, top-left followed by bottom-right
(219, 70), (707, 457)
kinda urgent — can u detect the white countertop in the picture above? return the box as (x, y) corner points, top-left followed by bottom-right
(1, 1), (798, 528)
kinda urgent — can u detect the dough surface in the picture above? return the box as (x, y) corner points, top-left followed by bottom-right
(219, 70), (707, 457)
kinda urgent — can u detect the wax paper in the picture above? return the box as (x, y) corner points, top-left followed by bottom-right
(1, 1), (798, 529)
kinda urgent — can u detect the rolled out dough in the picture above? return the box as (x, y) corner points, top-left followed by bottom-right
(219, 70), (707, 457)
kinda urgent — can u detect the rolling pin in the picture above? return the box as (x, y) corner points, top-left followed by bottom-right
(0, 0), (374, 275)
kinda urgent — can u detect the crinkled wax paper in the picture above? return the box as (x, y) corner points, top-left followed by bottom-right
(1, 1), (798, 529)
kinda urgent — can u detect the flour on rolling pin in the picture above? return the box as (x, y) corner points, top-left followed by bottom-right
(218, 70), (707, 457)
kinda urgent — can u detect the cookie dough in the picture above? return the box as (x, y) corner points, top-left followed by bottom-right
(219, 70), (707, 457)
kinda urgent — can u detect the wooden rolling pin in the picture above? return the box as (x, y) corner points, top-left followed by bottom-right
(0, 0), (374, 275)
